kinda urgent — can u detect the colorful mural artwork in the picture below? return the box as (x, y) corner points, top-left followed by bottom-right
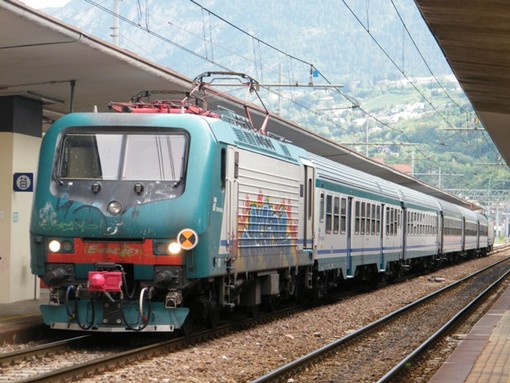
(237, 191), (297, 260)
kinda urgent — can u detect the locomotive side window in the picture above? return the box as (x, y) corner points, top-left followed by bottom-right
(220, 148), (226, 191)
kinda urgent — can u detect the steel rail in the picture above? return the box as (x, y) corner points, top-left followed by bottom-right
(376, 267), (510, 383)
(0, 335), (91, 367)
(249, 256), (510, 383)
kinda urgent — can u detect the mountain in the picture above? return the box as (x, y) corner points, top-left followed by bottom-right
(46, 0), (452, 83)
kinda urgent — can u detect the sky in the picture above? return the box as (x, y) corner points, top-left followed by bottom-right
(19, 0), (71, 9)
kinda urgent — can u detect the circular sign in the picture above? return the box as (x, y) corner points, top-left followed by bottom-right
(14, 173), (33, 192)
(177, 228), (198, 250)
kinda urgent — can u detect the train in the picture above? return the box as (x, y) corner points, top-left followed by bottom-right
(30, 74), (494, 332)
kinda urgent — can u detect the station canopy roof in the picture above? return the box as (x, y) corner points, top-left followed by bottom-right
(0, 0), (482, 209)
(415, 0), (510, 169)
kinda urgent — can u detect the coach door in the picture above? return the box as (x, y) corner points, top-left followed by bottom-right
(476, 220), (481, 249)
(380, 203), (386, 271)
(401, 205), (407, 260)
(346, 197), (353, 278)
(302, 162), (315, 249)
(461, 216), (466, 253)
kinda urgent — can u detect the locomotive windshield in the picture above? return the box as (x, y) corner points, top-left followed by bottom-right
(58, 132), (188, 181)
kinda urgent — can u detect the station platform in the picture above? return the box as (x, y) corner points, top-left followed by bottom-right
(0, 290), (48, 344)
(429, 281), (510, 383)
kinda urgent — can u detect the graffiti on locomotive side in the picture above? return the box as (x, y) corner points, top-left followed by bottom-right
(237, 191), (297, 257)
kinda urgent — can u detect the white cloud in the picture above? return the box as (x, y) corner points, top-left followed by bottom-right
(19, 0), (71, 9)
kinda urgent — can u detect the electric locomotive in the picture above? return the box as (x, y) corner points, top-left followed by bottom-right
(30, 78), (314, 331)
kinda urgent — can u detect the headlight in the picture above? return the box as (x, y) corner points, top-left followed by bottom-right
(107, 200), (122, 215)
(48, 240), (61, 252)
(61, 240), (73, 252)
(168, 242), (181, 255)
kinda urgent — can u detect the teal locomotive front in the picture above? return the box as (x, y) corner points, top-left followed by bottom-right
(30, 112), (225, 331)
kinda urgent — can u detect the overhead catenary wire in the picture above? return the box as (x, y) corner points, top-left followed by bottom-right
(389, 0), (499, 158)
(81, 0), (496, 177)
(389, 0), (466, 113)
(341, 0), (471, 148)
(182, 0), (470, 163)
(83, 0), (232, 71)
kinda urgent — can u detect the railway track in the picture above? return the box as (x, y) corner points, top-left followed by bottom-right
(249, 256), (510, 383)
(0, 335), (119, 383)
(0, 304), (300, 383)
(0, 335), (91, 368)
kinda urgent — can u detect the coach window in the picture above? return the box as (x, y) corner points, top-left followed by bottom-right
(333, 196), (340, 234)
(370, 204), (376, 235)
(394, 209), (397, 234)
(391, 208), (395, 235)
(361, 202), (366, 235)
(326, 194), (333, 234)
(365, 202), (371, 235)
(375, 205), (381, 235)
(392, 208), (397, 235)
(319, 193), (325, 223)
(340, 198), (347, 234)
(385, 207), (389, 236)
(368, 203), (373, 235)
(391, 209), (395, 235)
(388, 207), (394, 235)
(386, 207), (395, 236)
(355, 201), (360, 235)
(369, 204), (374, 235)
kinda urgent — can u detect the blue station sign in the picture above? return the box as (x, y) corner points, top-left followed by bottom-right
(13, 172), (34, 192)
